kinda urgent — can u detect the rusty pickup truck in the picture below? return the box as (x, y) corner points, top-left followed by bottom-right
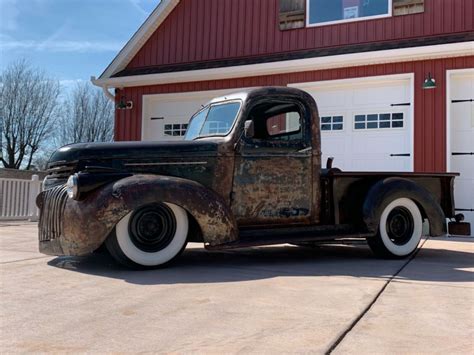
(37, 87), (470, 268)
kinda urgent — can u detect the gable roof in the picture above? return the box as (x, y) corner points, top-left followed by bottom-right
(92, 41), (474, 88)
(92, 0), (474, 89)
(99, 0), (180, 80)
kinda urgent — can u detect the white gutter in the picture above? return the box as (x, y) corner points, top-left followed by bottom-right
(92, 41), (474, 89)
(91, 76), (116, 101)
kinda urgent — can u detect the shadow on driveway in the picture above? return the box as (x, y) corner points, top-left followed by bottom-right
(47, 240), (474, 285)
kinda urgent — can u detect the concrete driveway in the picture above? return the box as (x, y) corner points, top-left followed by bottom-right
(1, 222), (473, 354)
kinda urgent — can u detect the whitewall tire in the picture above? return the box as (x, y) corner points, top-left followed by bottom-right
(367, 198), (423, 258)
(106, 203), (188, 268)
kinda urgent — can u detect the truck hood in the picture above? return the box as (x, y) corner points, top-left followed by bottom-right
(48, 141), (220, 166)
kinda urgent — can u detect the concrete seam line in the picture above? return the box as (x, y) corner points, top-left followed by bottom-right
(0, 256), (52, 265)
(325, 238), (429, 355)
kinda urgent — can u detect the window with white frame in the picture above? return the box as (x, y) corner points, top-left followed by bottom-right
(307, 0), (391, 26)
(354, 113), (404, 130)
(321, 116), (344, 131)
(164, 123), (188, 137)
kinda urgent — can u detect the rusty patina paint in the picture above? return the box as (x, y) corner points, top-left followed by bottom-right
(229, 87), (322, 226)
(52, 174), (238, 256)
(37, 86), (460, 258)
(231, 154), (313, 225)
(38, 87), (324, 255)
(112, 175), (238, 246)
(307, 93), (322, 224)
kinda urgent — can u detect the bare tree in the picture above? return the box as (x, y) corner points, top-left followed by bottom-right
(57, 82), (114, 146)
(1, 60), (60, 169)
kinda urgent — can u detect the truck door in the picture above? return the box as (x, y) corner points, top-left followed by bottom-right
(231, 99), (314, 226)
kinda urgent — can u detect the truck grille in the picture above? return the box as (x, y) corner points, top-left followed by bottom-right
(44, 161), (77, 190)
(47, 161), (77, 179)
(39, 185), (69, 242)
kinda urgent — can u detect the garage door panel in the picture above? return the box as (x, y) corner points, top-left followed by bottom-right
(321, 135), (347, 153)
(451, 131), (474, 152)
(353, 83), (409, 106)
(453, 178), (474, 226)
(351, 134), (405, 154)
(454, 179), (473, 200)
(451, 157), (474, 179)
(452, 75), (473, 97)
(451, 105), (474, 131)
(304, 78), (412, 173)
(142, 93), (222, 141)
(321, 133), (350, 168)
(322, 154), (349, 169)
(311, 91), (351, 110)
(349, 156), (408, 172)
(151, 100), (200, 113)
(449, 71), (474, 233)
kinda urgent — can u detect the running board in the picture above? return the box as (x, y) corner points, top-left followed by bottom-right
(206, 224), (372, 250)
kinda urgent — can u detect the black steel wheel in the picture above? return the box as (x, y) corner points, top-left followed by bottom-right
(128, 204), (177, 253)
(367, 198), (423, 258)
(105, 202), (188, 269)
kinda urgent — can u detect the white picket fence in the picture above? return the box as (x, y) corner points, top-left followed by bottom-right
(0, 175), (42, 221)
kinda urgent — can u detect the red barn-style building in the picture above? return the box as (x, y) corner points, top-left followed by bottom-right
(93, 0), (474, 225)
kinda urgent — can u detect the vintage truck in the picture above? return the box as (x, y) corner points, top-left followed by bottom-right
(37, 87), (469, 268)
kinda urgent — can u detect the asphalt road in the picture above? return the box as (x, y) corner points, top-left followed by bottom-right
(1, 222), (473, 354)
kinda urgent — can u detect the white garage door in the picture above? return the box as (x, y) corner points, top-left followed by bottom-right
(449, 70), (474, 230)
(293, 76), (413, 172)
(142, 90), (237, 141)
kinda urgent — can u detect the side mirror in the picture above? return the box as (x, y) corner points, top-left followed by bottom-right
(244, 120), (255, 139)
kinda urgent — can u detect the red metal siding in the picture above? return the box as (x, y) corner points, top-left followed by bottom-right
(127, 0), (473, 69)
(116, 56), (474, 173)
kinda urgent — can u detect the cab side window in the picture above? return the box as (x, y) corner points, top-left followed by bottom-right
(266, 111), (302, 142)
(249, 101), (303, 143)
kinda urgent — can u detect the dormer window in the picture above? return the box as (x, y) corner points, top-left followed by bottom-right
(279, 0), (424, 30)
(307, 0), (392, 27)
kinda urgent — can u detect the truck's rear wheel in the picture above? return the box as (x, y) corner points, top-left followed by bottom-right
(105, 202), (188, 268)
(367, 198), (423, 258)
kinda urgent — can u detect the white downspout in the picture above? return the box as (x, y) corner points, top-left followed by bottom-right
(91, 76), (115, 102)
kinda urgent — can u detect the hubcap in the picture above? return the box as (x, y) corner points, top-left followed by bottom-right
(128, 204), (177, 252)
(386, 206), (414, 246)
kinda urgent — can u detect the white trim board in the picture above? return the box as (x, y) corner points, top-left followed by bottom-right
(93, 42), (474, 88)
(290, 73), (415, 172)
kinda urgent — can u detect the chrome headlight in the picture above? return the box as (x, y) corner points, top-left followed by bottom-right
(66, 174), (79, 200)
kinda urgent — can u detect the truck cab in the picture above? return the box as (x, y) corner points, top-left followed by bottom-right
(37, 87), (469, 268)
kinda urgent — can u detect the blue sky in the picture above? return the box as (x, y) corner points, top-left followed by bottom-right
(0, 0), (158, 90)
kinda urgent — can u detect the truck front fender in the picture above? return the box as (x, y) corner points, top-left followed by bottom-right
(362, 178), (446, 237)
(62, 174), (238, 255)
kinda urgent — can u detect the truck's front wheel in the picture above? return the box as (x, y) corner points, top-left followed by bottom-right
(105, 203), (188, 268)
(367, 198), (423, 258)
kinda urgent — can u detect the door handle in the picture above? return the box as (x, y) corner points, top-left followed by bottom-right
(390, 153), (411, 157)
(452, 152), (474, 156)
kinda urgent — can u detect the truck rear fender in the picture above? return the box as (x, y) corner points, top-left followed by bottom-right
(362, 178), (446, 237)
(63, 175), (239, 255)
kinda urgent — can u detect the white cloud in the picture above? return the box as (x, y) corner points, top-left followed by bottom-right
(0, 0), (20, 31)
(0, 38), (124, 53)
(59, 79), (84, 98)
(60, 79), (84, 87)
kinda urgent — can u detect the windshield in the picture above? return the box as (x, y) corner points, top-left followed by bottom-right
(184, 101), (241, 140)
